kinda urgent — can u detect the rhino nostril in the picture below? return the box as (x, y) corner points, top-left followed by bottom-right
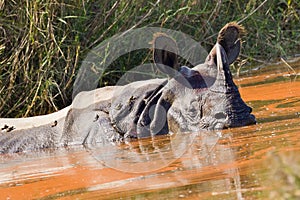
(215, 112), (227, 119)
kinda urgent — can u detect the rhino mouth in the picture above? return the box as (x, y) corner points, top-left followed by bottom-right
(223, 106), (256, 128)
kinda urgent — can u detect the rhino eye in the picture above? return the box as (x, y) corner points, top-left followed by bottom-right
(186, 100), (200, 119)
(215, 112), (227, 119)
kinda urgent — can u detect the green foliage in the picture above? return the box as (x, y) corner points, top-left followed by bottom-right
(265, 151), (300, 199)
(0, 0), (299, 117)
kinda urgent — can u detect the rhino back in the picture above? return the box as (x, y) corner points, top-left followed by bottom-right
(0, 124), (62, 154)
(0, 108), (68, 154)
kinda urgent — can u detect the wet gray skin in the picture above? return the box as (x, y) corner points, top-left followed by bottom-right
(0, 22), (256, 153)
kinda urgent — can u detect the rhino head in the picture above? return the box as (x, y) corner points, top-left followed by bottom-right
(111, 22), (256, 138)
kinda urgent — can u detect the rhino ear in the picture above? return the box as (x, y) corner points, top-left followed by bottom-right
(206, 22), (245, 65)
(152, 33), (179, 76)
(217, 22), (245, 64)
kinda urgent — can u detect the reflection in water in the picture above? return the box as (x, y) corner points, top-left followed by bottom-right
(86, 131), (199, 173)
(0, 58), (300, 199)
(87, 130), (245, 199)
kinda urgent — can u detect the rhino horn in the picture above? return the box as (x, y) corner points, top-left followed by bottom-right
(210, 43), (238, 93)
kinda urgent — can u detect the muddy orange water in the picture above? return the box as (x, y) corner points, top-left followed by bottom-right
(1, 59), (300, 200)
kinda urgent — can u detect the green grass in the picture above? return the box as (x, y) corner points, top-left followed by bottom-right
(0, 0), (299, 117)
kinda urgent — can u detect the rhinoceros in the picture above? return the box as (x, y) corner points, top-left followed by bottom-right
(0, 22), (256, 154)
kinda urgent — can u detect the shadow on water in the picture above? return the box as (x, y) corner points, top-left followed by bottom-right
(0, 58), (300, 199)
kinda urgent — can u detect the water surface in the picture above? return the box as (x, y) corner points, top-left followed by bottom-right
(1, 58), (300, 199)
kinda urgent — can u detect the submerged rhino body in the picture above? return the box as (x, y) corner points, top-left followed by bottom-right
(0, 22), (256, 153)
